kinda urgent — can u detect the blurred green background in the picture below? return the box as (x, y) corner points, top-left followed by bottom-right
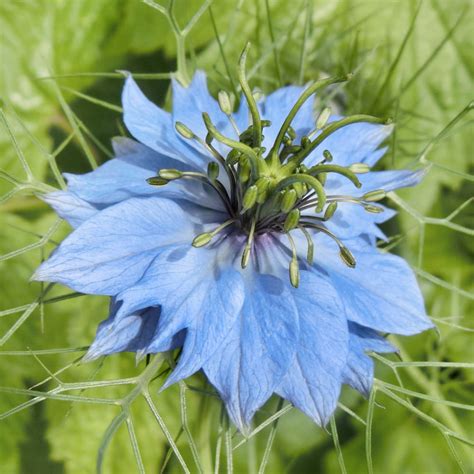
(0, 0), (473, 473)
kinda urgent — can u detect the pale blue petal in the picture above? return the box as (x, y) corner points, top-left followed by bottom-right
(331, 168), (427, 196)
(122, 75), (209, 170)
(276, 271), (348, 426)
(33, 197), (200, 295)
(343, 322), (396, 396)
(172, 71), (236, 146)
(203, 274), (299, 431)
(316, 236), (434, 335)
(111, 239), (246, 387)
(261, 86), (313, 150)
(42, 191), (98, 228)
(320, 202), (396, 241)
(84, 300), (184, 361)
(305, 122), (393, 167)
(63, 140), (219, 208)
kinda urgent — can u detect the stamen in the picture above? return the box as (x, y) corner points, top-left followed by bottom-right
(348, 163), (370, 174)
(192, 219), (238, 248)
(284, 208), (300, 232)
(274, 174), (326, 212)
(147, 177), (169, 186)
(175, 121), (237, 203)
(218, 90), (240, 136)
(241, 210), (258, 269)
(202, 112), (259, 178)
(298, 225), (314, 264)
(316, 107), (331, 130)
(324, 202), (338, 220)
(207, 162), (219, 181)
(286, 232), (300, 288)
(280, 189), (297, 213)
(363, 204), (384, 213)
(158, 169), (183, 180)
(299, 221), (356, 268)
(363, 190), (386, 202)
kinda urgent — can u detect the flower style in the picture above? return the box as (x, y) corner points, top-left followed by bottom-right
(34, 55), (433, 430)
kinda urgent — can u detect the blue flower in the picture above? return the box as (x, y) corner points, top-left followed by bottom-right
(34, 68), (433, 431)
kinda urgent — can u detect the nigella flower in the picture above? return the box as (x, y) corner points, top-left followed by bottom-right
(34, 50), (433, 430)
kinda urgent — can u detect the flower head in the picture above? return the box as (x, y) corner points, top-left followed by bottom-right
(34, 57), (433, 430)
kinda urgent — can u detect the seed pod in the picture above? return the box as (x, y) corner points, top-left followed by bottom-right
(284, 209), (300, 232)
(256, 178), (270, 203)
(242, 185), (258, 211)
(280, 189), (297, 213)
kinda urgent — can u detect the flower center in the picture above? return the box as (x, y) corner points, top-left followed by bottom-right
(147, 45), (388, 287)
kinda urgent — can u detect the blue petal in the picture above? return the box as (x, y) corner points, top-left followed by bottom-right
(41, 191), (98, 228)
(33, 197), (201, 295)
(122, 75), (209, 170)
(84, 300), (184, 361)
(330, 168), (427, 196)
(316, 236), (434, 335)
(306, 121), (393, 167)
(63, 140), (214, 207)
(203, 274), (299, 431)
(276, 271), (348, 426)
(261, 86), (313, 150)
(111, 239), (246, 387)
(343, 322), (396, 396)
(320, 202), (396, 241)
(172, 71), (236, 146)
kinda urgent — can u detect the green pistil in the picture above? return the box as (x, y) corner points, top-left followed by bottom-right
(147, 48), (390, 286)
